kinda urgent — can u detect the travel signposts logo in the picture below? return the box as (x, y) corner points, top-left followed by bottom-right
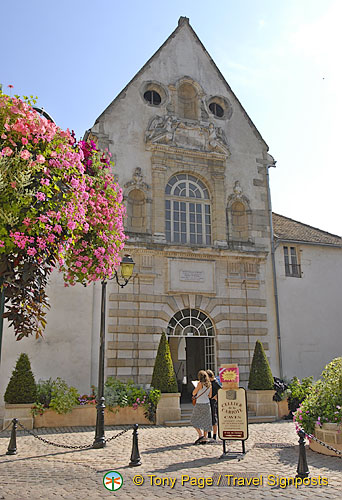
(103, 471), (123, 491)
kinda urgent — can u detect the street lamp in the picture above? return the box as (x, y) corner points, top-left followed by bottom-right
(93, 254), (135, 448)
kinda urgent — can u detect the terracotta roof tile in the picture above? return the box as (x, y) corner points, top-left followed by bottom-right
(272, 213), (341, 246)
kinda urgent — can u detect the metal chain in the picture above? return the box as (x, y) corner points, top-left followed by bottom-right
(105, 428), (129, 442)
(16, 421), (130, 450)
(0, 421), (13, 434)
(299, 427), (342, 457)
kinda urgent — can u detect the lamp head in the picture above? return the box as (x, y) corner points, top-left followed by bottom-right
(120, 254), (135, 281)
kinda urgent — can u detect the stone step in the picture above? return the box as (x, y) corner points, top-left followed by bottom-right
(248, 415), (278, 423)
(165, 419), (191, 427)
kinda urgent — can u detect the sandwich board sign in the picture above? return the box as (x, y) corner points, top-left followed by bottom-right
(217, 364), (248, 457)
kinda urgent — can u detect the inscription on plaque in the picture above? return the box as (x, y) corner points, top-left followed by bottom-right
(179, 270), (205, 282)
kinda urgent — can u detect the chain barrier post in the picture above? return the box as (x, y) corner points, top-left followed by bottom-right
(129, 424), (142, 467)
(296, 429), (309, 479)
(6, 418), (18, 455)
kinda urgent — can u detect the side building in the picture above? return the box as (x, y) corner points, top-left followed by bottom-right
(273, 213), (342, 380)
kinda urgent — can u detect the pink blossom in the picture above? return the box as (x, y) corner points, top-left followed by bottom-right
(10, 181), (17, 189)
(35, 192), (46, 201)
(27, 247), (37, 256)
(2, 146), (13, 156)
(21, 137), (28, 145)
(0, 240), (4, 248)
(20, 149), (31, 160)
(40, 178), (50, 186)
(36, 154), (45, 164)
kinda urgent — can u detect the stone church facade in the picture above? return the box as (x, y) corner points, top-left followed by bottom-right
(1, 19), (341, 414)
(86, 16), (279, 391)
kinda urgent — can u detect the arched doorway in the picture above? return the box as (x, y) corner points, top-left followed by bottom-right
(167, 308), (216, 402)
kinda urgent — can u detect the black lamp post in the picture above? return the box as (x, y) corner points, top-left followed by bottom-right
(93, 254), (135, 448)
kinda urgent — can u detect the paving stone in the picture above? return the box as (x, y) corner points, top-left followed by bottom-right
(0, 421), (341, 499)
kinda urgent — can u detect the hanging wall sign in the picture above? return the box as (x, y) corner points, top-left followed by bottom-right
(217, 387), (248, 440)
(219, 364), (239, 390)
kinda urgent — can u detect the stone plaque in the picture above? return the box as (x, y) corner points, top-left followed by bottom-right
(179, 270), (205, 282)
(168, 259), (215, 293)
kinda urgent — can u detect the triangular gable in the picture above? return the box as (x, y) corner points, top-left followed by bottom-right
(92, 17), (268, 150)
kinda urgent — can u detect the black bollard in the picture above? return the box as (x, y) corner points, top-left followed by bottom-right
(129, 423), (142, 467)
(296, 429), (309, 479)
(6, 418), (18, 455)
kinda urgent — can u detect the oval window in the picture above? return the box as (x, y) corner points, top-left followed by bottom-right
(209, 102), (224, 118)
(144, 90), (161, 106)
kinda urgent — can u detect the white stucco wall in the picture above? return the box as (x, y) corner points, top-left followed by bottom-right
(275, 243), (342, 381)
(0, 270), (96, 419)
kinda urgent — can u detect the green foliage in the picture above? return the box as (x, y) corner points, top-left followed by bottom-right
(48, 378), (80, 414)
(36, 378), (54, 407)
(151, 332), (178, 393)
(248, 340), (274, 390)
(4, 353), (37, 403)
(287, 376), (313, 413)
(31, 377), (79, 415)
(294, 358), (342, 434)
(103, 377), (161, 422)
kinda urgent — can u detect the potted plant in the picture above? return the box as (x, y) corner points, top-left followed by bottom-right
(32, 377), (158, 428)
(151, 332), (180, 424)
(3, 353), (37, 429)
(247, 340), (277, 417)
(294, 357), (342, 457)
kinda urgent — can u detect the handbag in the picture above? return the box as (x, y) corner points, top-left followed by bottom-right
(192, 385), (209, 406)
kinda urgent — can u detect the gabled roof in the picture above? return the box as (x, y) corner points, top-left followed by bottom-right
(93, 17), (268, 149)
(272, 213), (341, 247)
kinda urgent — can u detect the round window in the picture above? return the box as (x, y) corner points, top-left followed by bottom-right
(144, 90), (161, 106)
(209, 102), (224, 118)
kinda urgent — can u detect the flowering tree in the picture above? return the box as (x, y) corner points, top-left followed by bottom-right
(0, 91), (126, 339)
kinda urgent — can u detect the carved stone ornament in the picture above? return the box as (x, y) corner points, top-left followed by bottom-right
(227, 181), (250, 208)
(124, 167), (150, 191)
(145, 115), (230, 155)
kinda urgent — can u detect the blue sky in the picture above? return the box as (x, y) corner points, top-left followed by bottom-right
(2, 0), (341, 235)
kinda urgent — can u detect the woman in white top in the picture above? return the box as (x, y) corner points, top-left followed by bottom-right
(190, 370), (212, 444)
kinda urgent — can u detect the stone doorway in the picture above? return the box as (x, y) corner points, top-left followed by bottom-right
(167, 308), (216, 403)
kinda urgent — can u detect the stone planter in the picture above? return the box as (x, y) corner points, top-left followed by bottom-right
(3, 403), (34, 430)
(309, 423), (342, 457)
(247, 390), (277, 417)
(34, 405), (152, 428)
(156, 393), (181, 425)
(276, 399), (289, 419)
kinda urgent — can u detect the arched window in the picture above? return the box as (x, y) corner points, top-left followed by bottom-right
(165, 174), (211, 245)
(167, 308), (214, 337)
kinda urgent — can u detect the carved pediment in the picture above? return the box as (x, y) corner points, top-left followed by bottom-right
(145, 115), (230, 156)
(124, 167), (150, 192)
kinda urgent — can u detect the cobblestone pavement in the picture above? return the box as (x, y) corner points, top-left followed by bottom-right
(0, 421), (341, 499)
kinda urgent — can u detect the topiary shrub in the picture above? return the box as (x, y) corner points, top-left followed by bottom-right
(248, 340), (274, 390)
(151, 332), (178, 393)
(4, 353), (37, 403)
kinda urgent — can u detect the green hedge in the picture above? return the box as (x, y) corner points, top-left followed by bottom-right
(248, 340), (274, 390)
(151, 332), (178, 393)
(4, 353), (37, 403)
